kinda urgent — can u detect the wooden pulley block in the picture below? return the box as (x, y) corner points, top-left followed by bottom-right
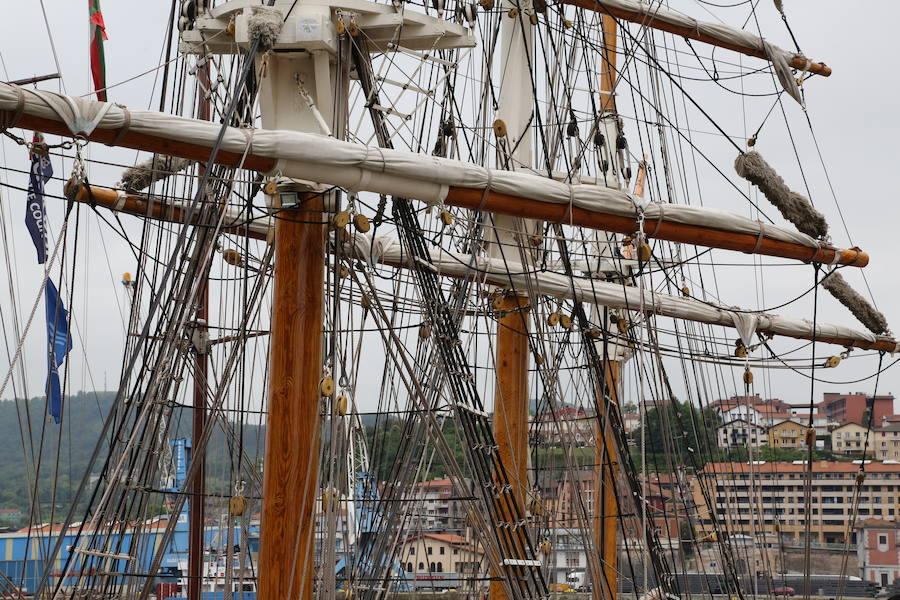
(823, 355), (841, 368)
(440, 210), (454, 226)
(337, 394), (349, 416)
(493, 119), (508, 138)
(229, 495), (246, 516)
(528, 12), (538, 25)
(734, 346), (747, 358)
(562, 17), (573, 29)
(587, 327), (602, 340)
(264, 180), (279, 195)
(419, 324), (432, 339)
(333, 211), (351, 229)
(222, 248), (243, 266)
(320, 376), (335, 397)
(559, 314), (572, 330)
(353, 213), (371, 233)
(535, 354), (545, 365)
(742, 368), (753, 385)
(360, 294), (372, 309)
(547, 312), (560, 327)
(339, 265), (350, 279)
(616, 318), (628, 334)
(507, 7), (519, 18)
(681, 286), (691, 297)
(638, 242), (652, 262)
(478, 0), (494, 10)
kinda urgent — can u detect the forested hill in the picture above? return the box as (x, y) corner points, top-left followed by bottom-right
(0, 391), (265, 524)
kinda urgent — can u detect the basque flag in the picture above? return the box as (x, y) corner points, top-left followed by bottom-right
(45, 278), (72, 424)
(25, 136), (53, 264)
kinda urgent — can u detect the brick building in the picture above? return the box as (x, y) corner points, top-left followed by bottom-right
(820, 392), (895, 427)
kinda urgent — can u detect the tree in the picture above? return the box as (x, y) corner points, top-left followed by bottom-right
(630, 399), (721, 468)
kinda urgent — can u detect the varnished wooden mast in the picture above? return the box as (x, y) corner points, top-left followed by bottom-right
(595, 22), (622, 598)
(490, 295), (531, 600)
(258, 192), (325, 600)
(188, 67), (211, 600)
(594, 361), (620, 600)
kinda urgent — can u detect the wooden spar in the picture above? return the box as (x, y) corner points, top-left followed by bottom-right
(444, 187), (867, 267)
(593, 361), (619, 600)
(562, 0), (831, 77)
(258, 193), (325, 600)
(63, 183), (897, 353)
(64, 180), (866, 268)
(12, 105), (866, 267)
(490, 295), (531, 600)
(63, 184), (269, 240)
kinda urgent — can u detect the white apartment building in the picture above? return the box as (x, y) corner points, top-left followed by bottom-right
(717, 419), (766, 449)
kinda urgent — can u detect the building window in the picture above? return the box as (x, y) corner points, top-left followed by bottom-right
(427, 547), (433, 555)
(419, 562), (424, 570)
(407, 562), (413, 572)
(409, 547), (415, 555)
(437, 562), (443, 572)
(454, 548), (459, 555)
(879, 534), (889, 546)
(440, 547), (445, 555)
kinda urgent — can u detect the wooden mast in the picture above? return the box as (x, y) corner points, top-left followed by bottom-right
(252, 43), (340, 600)
(594, 361), (620, 600)
(489, 2), (536, 597)
(595, 18), (621, 599)
(259, 191), (325, 600)
(490, 295), (531, 600)
(187, 65), (211, 600)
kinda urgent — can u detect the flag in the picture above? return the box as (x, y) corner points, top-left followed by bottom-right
(45, 278), (73, 424)
(25, 134), (53, 264)
(88, 0), (108, 102)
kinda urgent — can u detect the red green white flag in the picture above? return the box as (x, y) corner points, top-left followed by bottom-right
(88, 0), (108, 102)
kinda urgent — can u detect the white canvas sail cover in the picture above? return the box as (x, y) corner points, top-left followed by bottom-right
(0, 84), (828, 255)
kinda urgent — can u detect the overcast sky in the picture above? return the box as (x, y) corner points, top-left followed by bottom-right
(0, 1), (897, 416)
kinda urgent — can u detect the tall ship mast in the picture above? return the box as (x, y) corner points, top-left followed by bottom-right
(0, 1), (894, 600)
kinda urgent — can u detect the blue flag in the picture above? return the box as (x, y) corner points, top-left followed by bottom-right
(25, 136), (53, 264)
(45, 278), (72, 424)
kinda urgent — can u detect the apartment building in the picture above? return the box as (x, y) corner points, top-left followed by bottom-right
(875, 424), (900, 461)
(820, 392), (895, 426)
(717, 419), (766, 449)
(411, 478), (470, 534)
(832, 423), (872, 456)
(694, 462), (900, 545)
(768, 420), (807, 449)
